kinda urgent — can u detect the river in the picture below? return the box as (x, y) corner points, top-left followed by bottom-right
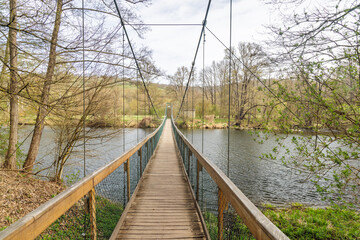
(180, 128), (332, 207)
(17, 126), (154, 184)
(16, 125), (333, 207)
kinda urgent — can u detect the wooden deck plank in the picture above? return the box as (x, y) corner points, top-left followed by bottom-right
(112, 120), (206, 239)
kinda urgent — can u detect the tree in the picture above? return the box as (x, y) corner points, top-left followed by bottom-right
(23, 0), (64, 172)
(0, 0), (153, 177)
(3, 0), (18, 169)
(267, 0), (360, 205)
(167, 66), (189, 100)
(203, 61), (221, 109)
(232, 42), (267, 125)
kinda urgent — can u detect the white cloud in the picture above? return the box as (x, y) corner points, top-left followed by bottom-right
(132, 0), (272, 82)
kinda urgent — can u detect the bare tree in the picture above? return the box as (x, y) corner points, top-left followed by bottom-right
(3, 0), (18, 169)
(167, 66), (189, 103)
(232, 42), (267, 125)
(23, 0), (64, 172)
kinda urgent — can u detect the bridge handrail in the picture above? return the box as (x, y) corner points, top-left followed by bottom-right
(171, 118), (289, 240)
(0, 116), (167, 240)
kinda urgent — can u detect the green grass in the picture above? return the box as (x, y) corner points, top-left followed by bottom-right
(263, 204), (360, 240)
(96, 196), (123, 239)
(203, 211), (254, 239)
(203, 204), (360, 240)
(37, 196), (123, 239)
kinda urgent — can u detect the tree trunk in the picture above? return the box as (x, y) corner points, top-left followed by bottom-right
(23, 0), (63, 172)
(4, 0), (18, 170)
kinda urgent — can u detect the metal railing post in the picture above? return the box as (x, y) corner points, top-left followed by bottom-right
(138, 148), (142, 177)
(196, 160), (202, 201)
(146, 141), (149, 165)
(151, 137), (154, 153)
(187, 151), (192, 175)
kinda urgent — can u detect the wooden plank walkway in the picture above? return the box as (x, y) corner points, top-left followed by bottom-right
(111, 119), (207, 239)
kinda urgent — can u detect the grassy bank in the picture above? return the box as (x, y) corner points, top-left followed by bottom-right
(38, 196), (123, 240)
(205, 204), (360, 239)
(176, 117), (262, 130)
(10, 115), (161, 128)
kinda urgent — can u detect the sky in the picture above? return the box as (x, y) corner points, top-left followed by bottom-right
(131, 0), (273, 83)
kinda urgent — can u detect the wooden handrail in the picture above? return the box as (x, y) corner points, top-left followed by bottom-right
(171, 118), (289, 240)
(0, 116), (166, 240)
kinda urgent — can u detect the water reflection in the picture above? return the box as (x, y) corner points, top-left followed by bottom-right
(18, 126), (154, 184)
(182, 128), (327, 207)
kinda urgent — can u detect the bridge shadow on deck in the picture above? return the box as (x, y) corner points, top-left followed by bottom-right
(110, 120), (207, 239)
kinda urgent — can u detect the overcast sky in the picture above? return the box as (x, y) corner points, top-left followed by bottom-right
(131, 0), (273, 83)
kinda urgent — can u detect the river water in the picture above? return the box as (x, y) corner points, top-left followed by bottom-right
(180, 128), (330, 207)
(18, 126), (154, 184)
(16, 125), (332, 207)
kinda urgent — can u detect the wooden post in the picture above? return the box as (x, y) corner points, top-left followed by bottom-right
(124, 159), (130, 201)
(138, 148), (142, 177)
(196, 160), (202, 202)
(89, 187), (97, 240)
(218, 188), (228, 240)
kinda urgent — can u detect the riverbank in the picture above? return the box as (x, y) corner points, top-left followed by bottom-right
(0, 171), (64, 231)
(205, 203), (360, 239)
(13, 116), (161, 129)
(263, 203), (360, 239)
(176, 119), (344, 136)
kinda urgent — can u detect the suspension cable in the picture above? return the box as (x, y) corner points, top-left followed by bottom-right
(113, 0), (159, 119)
(202, 30), (205, 154)
(81, 1), (87, 238)
(174, 0), (212, 120)
(191, 66), (194, 144)
(122, 28), (126, 153)
(136, 72), (139, 142)
(82, 0), (86, 178)
(227, 0), (232, 177)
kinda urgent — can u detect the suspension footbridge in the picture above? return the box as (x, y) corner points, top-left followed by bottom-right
(0, 0), (293, 238)
(0, 114), (289, 240)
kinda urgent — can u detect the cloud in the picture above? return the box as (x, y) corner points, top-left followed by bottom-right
(134, 0), (271, 82)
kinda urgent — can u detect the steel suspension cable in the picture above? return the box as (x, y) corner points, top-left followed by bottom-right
(81, 1), (88, 238)
(174, 0), (212, 120)
(136, 72), (139, 142)
(202, 30), (206, 154)
(191, 66), (194, 144)
(113, 0), (159, 119)
(82, 0), (86, 179)
(227, 0), (232, 177)
(144, 82), (147, 137)
(186, 76), (189, 139)
(122, 28), (125, 153)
